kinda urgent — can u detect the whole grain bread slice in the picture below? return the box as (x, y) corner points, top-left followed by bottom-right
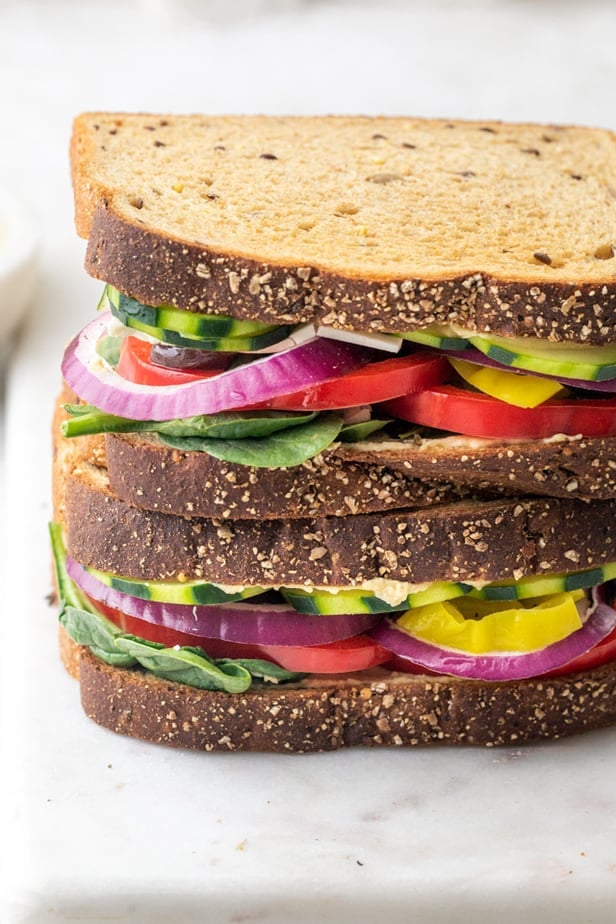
(59, 629), (616, 751)
(71, 113), (616, 342)
(102, 428), (616, 519)
(335, 432), (616, 502)
(54, 394), (471, 519)
(62, 460), (616, 588)
(103, 431), (470, 519)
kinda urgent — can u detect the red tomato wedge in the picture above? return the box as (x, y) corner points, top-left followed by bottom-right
(92, 598), (389, 674)
(117, 336), (220, 386)
(382, 385), (616, 439)
(249, 353), (451, 410)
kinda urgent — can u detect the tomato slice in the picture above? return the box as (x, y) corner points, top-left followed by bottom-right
(382, 653), (441, 676)
(382, 384), (616, 439)
(249, 353), (451, 410)
(252, 635), (389, 673)
(117, 336), (219, 386)
(91, 598), (389, 674)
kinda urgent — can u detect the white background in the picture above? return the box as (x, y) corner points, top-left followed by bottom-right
(1, 1), (616, 922)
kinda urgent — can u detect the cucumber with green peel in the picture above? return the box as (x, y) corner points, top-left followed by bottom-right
(400, 324), (470, 352)
(76, 557), (616, 615)
(470, 331), (616, 382)
(399, 319), (616, 382)
(281, 580), (474, 615)
(111, 305), (291, 352)
(401, 580), (475, 608)
(49, 523), (98, 613)
(154, 305), (281, 340)
(83, 564), (266, 605)
(280, 586), (401, 615)
(474, 561), (616, 601)
(283, 561), (616, 614)
(100, 284), (286, 340)
(97, 283), (121, 313)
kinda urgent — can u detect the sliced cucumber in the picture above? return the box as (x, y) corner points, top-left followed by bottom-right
(111, 307), (291, 352)
(83, 560), (616, 614)
(399, 319), (616, 383)
(49, 523), (97, 613)
(282, 580), (473, 615)
(281, 586), (402, 615)
(100, 284), (284, 339)
(83, 565), (266, 605)
(400, 324), (470, 351)
(283, 561), (616, 614)
(97, 284), (121, 313)
(475, 561), (616, 601)
(470, 331), (616, 382)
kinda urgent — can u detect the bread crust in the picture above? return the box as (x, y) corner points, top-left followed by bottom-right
(102, 430), (616, 519)
(84, 203), (616, 343)
(55, 394), (616, 522)
(335, 434), (616, 502)
(64, 467), (616, 586)
(62, 632), (616, 751)
(103, 432), (468, 519)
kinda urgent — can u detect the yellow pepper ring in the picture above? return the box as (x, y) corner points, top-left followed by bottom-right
(395, 591), (585, 654)
(449, 357), (566, 408)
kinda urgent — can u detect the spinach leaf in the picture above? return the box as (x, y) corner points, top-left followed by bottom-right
(155, 410), (316, 440)
(114, 636), (253, 692)
(62, 405), (154, 438)
(159, 413), (343, 468)
(60, 606), (138, 667)
(50, 522), (306, 690)
(62, 404), (320, 447)
(217, 659), (305, 684)
(59, 605), (297, 691)
(338, 418), (392, 442)
(63, 403), (97, 418)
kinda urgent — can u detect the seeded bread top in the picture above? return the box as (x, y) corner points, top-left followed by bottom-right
(71, 113), (616, 341)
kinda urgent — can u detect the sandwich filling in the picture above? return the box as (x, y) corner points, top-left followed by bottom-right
(54, 284), (616, 690)
(61, 285), (616, 453)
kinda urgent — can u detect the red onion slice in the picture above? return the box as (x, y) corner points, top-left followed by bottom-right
(62, 313), (374, 421)
(67, 557), (380, 646)
(368, 593), (616, 680)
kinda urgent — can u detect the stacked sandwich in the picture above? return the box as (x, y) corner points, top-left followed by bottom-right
(52, 113), (616, 751)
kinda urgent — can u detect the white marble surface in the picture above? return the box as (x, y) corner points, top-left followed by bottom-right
(2, 2), (616, 921)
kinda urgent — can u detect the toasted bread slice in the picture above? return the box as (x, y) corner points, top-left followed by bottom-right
(71, 113), (616, 341)
(59, 629), (616, 751)
(102, 429), (616, 519)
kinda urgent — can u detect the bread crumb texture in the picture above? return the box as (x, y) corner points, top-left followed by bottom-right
(72, 113), (616, 281)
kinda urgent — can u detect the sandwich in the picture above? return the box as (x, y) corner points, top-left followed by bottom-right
(51, 112), (616, 751)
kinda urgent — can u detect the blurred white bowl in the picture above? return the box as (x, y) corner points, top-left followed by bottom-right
(0, 188), (39, 342)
